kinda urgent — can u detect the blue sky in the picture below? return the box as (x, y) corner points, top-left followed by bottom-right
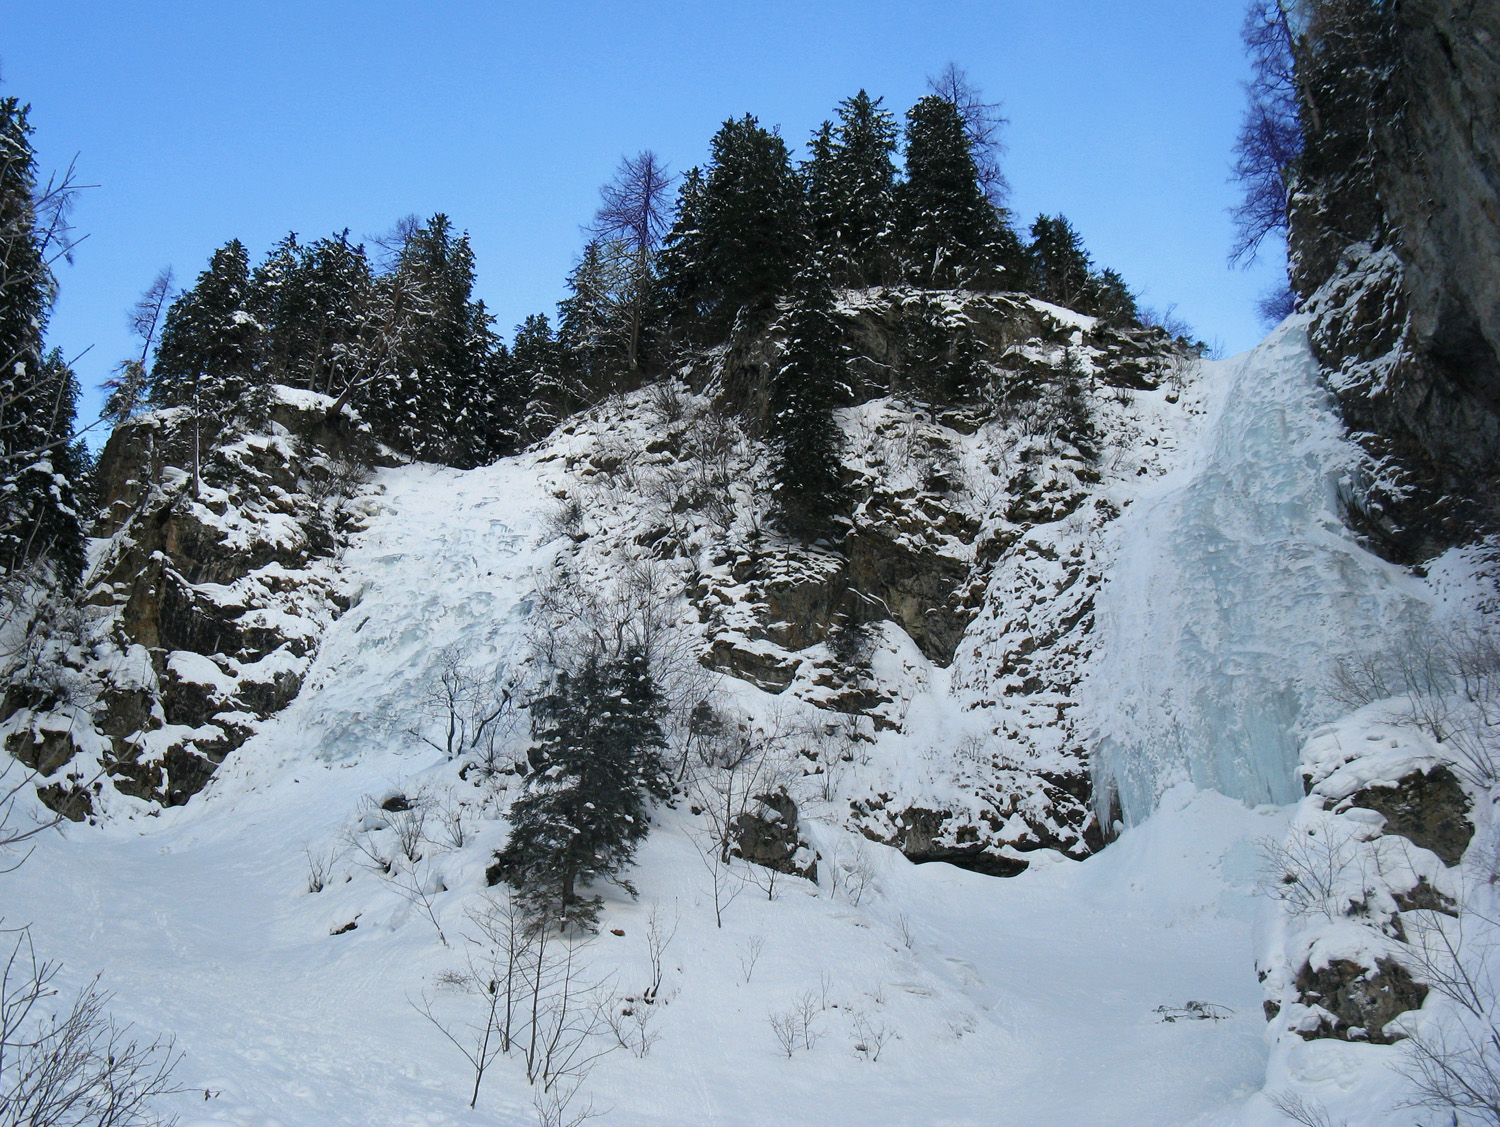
(4, 1), (1284, 434)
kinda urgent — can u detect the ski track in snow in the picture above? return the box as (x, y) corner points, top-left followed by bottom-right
(8, 333), (1412, 1125)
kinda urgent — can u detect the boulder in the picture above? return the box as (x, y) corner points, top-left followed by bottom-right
(1348, 765), (1472, 866)
(1295, 957), (1427, 1044)
(731, 790), (818, 882)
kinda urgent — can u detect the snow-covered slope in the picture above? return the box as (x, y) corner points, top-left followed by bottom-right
(5, 318), (1494, 1126)
(3, 421), (1280, 1127)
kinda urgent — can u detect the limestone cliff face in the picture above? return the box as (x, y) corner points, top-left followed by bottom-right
(1, 391), (373, 816)
(5, 288), (1192, 872)
(548, 289), (1197, 871)
(1293, 0), (1500, 559)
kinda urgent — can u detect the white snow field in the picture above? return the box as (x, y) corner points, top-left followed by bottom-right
(5, 324), (1471, 1125)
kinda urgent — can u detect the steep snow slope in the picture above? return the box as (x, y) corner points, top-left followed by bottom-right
(1086, 320), (1441, 824)
(7, 441), (1288, 1126)
(8, 323), (1484, 1126)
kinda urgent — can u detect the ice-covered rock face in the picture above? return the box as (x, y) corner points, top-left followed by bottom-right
(1084, 322), (1437, 824)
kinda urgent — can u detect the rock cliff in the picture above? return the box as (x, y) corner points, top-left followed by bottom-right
(1291, 0), (1500, 559)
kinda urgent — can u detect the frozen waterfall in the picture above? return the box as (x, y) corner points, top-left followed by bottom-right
(1084, 320), (1436, 824)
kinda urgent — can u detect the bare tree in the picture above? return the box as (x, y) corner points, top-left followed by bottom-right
(688, 827), (744, 931)
(0, 760), (62, 871)
(102, 269), (175, 425)
(737, 935), (765, 985)
(851, 1012), (895, 1063)
(1256, 823), (1368, 922)
(532, 1078), (603, 1127)
(416, 890), (614, 1109)
(1229, 0), (1303, 267)
(643, 903), (676, 1003)
(411, 646), (519, 773)
(927, 63), (1011, 208)
(1396, 907), (1500, 1125)
(0, 940), (183, 1127)
(589, 152), (675, 375)
(1267, 1091), (1347, 1126)
(1327, 625), (1500, 789)
(767, 1007), (800, 1058)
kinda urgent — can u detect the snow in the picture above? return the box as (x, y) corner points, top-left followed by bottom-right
(7, 775), (1284, 1125)
(9, 311), (1495, 1124)
(7, 446), (1293, 1126)
(1084, 320), (1439, 823)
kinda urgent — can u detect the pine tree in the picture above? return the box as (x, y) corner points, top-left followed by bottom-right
(768, 266), (849, 539)
(151, 239), (260, 488)
(0, 97), (84, 581)
(513, 312), (574, 443)
(804, 91), (898, 286)
(897, 95), (1006, 288)
(659, 117), (808, 337)
(557, 239), (632, 399)
(489, 646), (670, 930)
(1027, 214), (1094, 310)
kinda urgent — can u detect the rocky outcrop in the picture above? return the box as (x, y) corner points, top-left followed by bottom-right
(730, 789), (818, 882)
(543, 290), (1193, 874)
(2, 389), (372, 816)
(1348, 765), (1473, 867)
(1262, 720), (1477, 1049)
(1291, 2), (1500, 559)
(879, 804), (1029, 877)
(1294, 957), (1427, 1044)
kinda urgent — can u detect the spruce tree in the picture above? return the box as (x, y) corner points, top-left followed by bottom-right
(1027, 214), (1094, 310)
(557, 239), (633, 399)
(804, 91), (898, 286)
(904, 295), (988, 402)
(363, 215), (496, 466)
(249, 232), (312, 388)
(655, 166), (707, 338)
(249, 230), (373, 396)
(298, 231), (374, 396)
(1087, 267), (1140, 327)
(802, 120), (840, 262)
(490, 646), (670, 930)
(513, 312), (573, 443)
(659, 117), (808, 337)
(471, 333), (523, 459)
(768, 265), (848, 539)
(0, 97), (83, 580)
(897, 95), (1007, 289)
(151, 239), (261, 488)
(2, 350), (84, 581)
(152, 238), (259, 412)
